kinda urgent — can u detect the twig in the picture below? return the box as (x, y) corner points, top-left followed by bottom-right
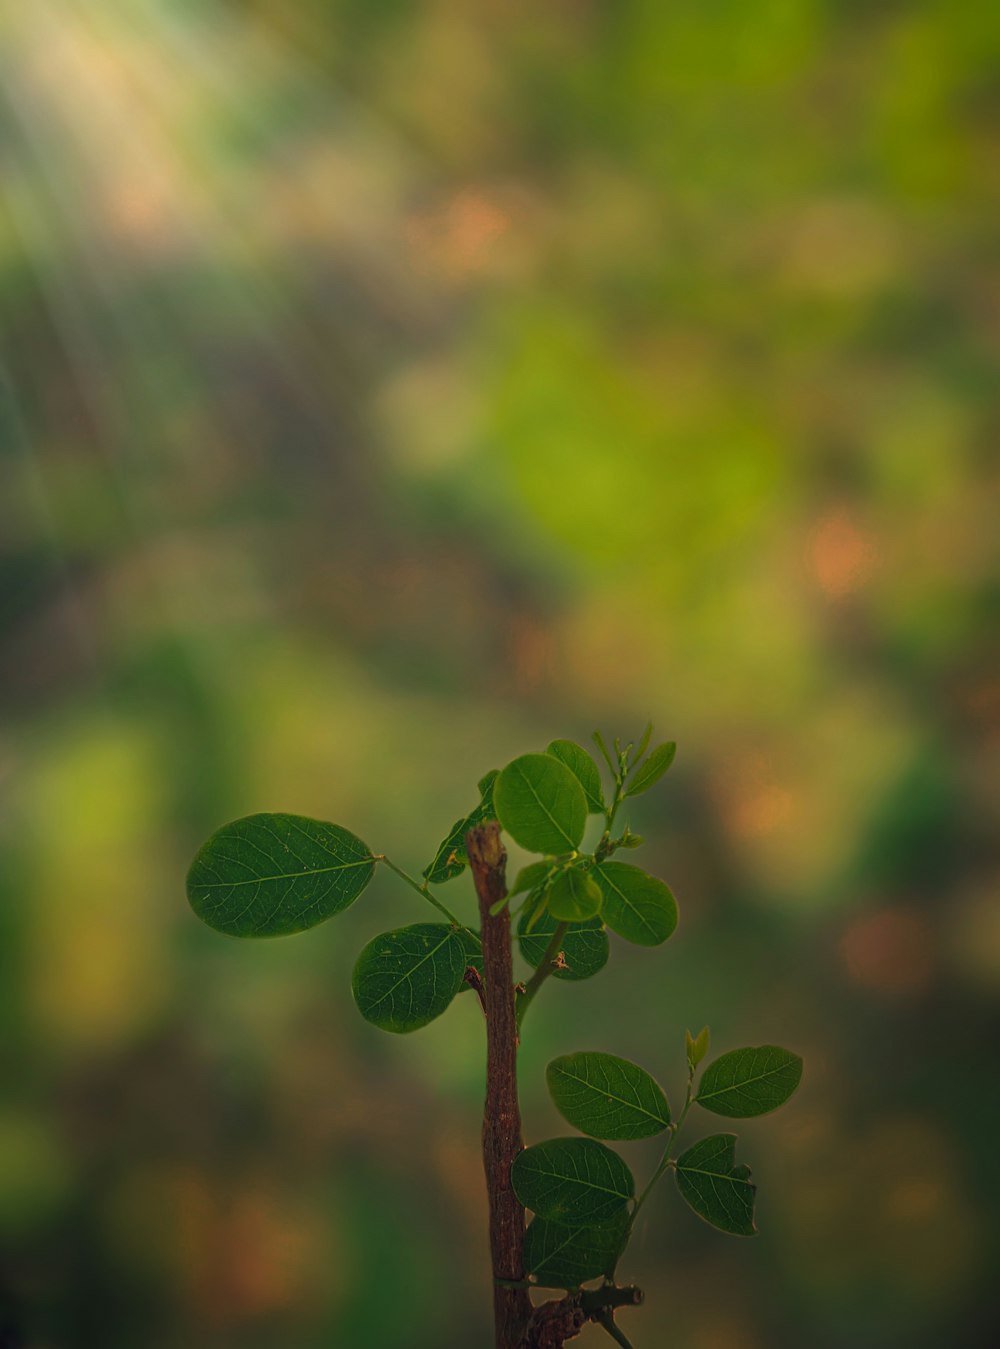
(464, 964), (488, 1016)
(515, 920), (569, 1031)
(521, 1285), (643, 1348)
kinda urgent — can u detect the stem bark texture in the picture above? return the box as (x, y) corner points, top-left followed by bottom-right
(467, 822), (532, 1349)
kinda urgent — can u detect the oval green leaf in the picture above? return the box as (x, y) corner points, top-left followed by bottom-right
(547, 1052), (670, 1141)
(675, 1134), (756, 1236)
(546, 740), (605, 814)
(187, 813), (375, 938)
(422, 770), (499, 885)
(351, 923), (466, 1032)
(494, 753), (587, 854)
(517, 908), (609, 982)
(547, 869), (603, 923)
(696, 1045), (802, 1118)
(511, 1137), (634, 1227)
(523, 1213), (630, 1289)
(593, 862), (677, 946)
(625, 741), (676, 797)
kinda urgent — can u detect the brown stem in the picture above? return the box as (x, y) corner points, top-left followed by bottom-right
(466, 822), (532, 1349)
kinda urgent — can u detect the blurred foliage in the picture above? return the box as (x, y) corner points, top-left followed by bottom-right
(1, 0), (998, 1345)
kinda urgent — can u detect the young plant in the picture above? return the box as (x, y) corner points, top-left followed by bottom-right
(186, 730), (801, 1348)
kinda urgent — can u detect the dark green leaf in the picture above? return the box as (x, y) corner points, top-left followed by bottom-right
(547, 1052), (670, 1140)
(686, 1026), (711, 1072)
(546, 740), (605, 814)
(518, 908), (609, 982)
(624, 742), (676, 797)
(351, 923), (466, 1032)
(634, 722), (653, 762)
(696, 1045), (802, 1117)
(455, 928), (484, 993)
(547, 869), (603, 922)
(187, 813), (375, 938)
(494, 753), (587, 854)
(511, 1137), (634, 1227)
(675, 1134), (756, 1236)
(509, 862), (552, 898)
(422, 770), (498, 885)
(593, 863), (677, 946)
(523, 1213), (630, 1289)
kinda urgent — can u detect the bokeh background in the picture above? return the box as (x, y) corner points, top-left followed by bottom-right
(1, 2), (998, 1346)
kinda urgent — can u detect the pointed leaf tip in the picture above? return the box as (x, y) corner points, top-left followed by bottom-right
(625, 741), (676, 797)
(686, 1026), (711, 1072)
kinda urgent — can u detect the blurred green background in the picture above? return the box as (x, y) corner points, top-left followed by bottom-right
(1, 1), (997, 1346)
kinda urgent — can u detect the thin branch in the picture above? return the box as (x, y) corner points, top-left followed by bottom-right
(466, 822), (532, 1349)
(377, 854), (478, 939)
(595, 1310), (637, 1348)
(522, 1286), (644, 1348)
(515, 920), (569, 1031)
(464, 964), (488, 1016)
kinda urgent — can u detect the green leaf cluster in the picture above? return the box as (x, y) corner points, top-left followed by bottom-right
(184, 728), (683, 1032)
(517, 1037), (801, 1288)
(486, 735), (681, 994)
(184, 727), (803, 1329)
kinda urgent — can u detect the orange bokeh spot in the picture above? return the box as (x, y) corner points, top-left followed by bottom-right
(809, 509), (880, 598)
(404, 189), (511, 278)
(840, 906), (934, 996)
(711, 752), (794, 840)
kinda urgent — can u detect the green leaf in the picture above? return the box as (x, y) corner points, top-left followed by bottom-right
(494, 753), (588, 854)
(422, 771), (499, 885)
(455, 928), (484, 993)
(675, 1134), (756, 1236)
(696, 1045), (802, 1118)
(624, 742), (676, 797)
(186, 813), (375, 938)
(547, 869), (603, 922)
(546, 740), (605, 814)
(593, 863), (678, 946)
(634, 721), (653, 763)
(511, 1137), (634, 1227)
(686, 1026), (711, 1072)
(351, 923), (466, 1032)
(591, 729), (616, 776)
(509, 861), (552, 898)
(517, 908), (609, 982)
(523, 1213), (630, 1289)
(547, 1052), (670, 1141)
